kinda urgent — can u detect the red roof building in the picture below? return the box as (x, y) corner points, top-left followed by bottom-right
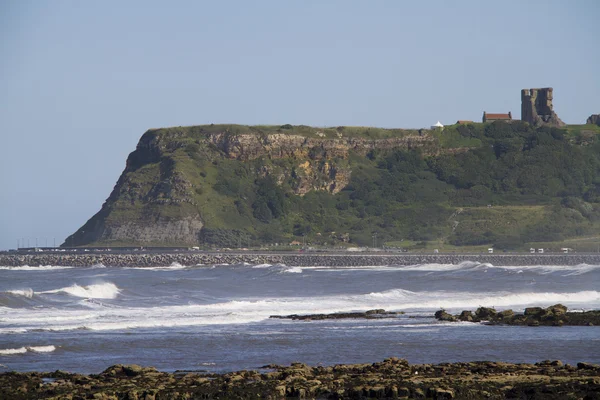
(482, 112), (512, 122)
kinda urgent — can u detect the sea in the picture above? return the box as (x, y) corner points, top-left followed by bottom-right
(1, 261), (599, 374)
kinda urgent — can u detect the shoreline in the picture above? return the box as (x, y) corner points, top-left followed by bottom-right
(2, 252), (600, 267)
(2, 359), (598, 399)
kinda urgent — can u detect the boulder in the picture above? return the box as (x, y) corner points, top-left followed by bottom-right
(547, 304), (568, 315)
(497, 309), (514, 320)
(475, 307), (496, 320)
(458, 310), (473, 322)
(428, 387), (455, 399)
(100, 364), (156, 378)
(524, 307), (544, 317)
(434, 310), (457, 322)
(577, 362), (600, 371)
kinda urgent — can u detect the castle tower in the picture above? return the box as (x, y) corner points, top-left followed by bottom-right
(521, 87), (565, 127)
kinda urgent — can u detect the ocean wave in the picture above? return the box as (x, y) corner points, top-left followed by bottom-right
(0, 345), (56, 355)
(385, 290), (600, 311)
(2, 287), (598, 333)
(247, 263), (301, 274)
(0, 347), (27, 355)
(396, 261), (492, 272)
(28, 345), (56, 353)
(280, 266), (303, 274)
(535, 263), (600, 276)
(39, 282), (120, 299)
(252, 263), (273, 269)
(4, 288), (34, 298)
(125, 262), (190, 271)
(0, 265), (73, 271)
(367, 288), (416, 298)
(299, 262), (600, 275)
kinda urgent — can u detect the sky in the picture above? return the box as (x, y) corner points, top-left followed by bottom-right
(1, 1), (599, 250)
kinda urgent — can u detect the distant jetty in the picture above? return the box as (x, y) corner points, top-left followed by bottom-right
(1, 252), (600, 267)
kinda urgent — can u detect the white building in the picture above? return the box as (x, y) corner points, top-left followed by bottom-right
(431, 121), (444, 130)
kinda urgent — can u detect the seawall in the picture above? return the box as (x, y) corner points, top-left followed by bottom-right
(1, 252), (600, 267)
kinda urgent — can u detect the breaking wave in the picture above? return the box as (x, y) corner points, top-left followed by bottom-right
(2, 288), (598, 334)
(39, 282), (120, 299)
(0, 265), (73, 271)
(125, 262), (191, 271)
(3, 289), (34, 298)
(394, 261), (600, 275)
(0, 345), (56, 355)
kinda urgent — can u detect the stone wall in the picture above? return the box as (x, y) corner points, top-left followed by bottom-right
(521, 87), (565, 127)
(2, 252), (600, 267)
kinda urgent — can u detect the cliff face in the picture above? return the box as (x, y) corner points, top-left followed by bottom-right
(65, 125), (437, 247)
(208, 132), (435, 160)
(207, 131), (436, 195)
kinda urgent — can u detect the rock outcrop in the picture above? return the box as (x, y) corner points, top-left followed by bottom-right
(436, 304), (600, 326)
(2, 359), (599, 399)
(521, 87), (566, 127)
(587, 114), (600, 126)
(208, 132), (436, 161)
(270, 309), (403, 320)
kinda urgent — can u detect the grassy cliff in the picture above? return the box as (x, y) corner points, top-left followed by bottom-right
(65, 122), (600, 250)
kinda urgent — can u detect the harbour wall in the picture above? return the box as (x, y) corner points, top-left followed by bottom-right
(1, 252), (600, 267)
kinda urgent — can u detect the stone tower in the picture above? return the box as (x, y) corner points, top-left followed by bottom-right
(521, 87), (565, 127)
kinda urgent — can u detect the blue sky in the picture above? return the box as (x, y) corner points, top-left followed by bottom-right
(1, 1), (599, 250)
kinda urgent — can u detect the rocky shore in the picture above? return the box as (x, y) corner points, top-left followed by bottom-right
(2, 252), (600, 267)
(2, 359), (599, 399)
(270, 309), (403, 321)
(434, 304), (600, 326)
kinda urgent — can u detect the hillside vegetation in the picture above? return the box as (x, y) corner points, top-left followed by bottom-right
(66, 122), (600, 250)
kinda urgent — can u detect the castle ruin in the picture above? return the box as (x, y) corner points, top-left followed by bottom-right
(521, 87), (565, 127)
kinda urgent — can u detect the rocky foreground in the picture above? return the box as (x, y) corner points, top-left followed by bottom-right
(434, 304), (600, 326)
(2, 359), (599, 399)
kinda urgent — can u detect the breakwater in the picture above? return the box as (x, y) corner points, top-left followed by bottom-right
(1, 252), (600, 267)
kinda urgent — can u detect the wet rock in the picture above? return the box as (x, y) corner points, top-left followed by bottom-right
(497, 309), (514, 320)
(270, 309), (402, 320)
(524, 307), (544, 316)
(434, 309), (457, 322)
(440, 305), (600, 327)
(475, 307), (497, 320)
(548, 304), (568, 315)
(2, 359), (600, 399)
(428, 387), (455, 399)
(577, 362), (600, 371)
(458, 310), (473, 321)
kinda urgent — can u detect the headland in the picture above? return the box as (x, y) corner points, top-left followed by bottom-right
(55, 90), (600, 253)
